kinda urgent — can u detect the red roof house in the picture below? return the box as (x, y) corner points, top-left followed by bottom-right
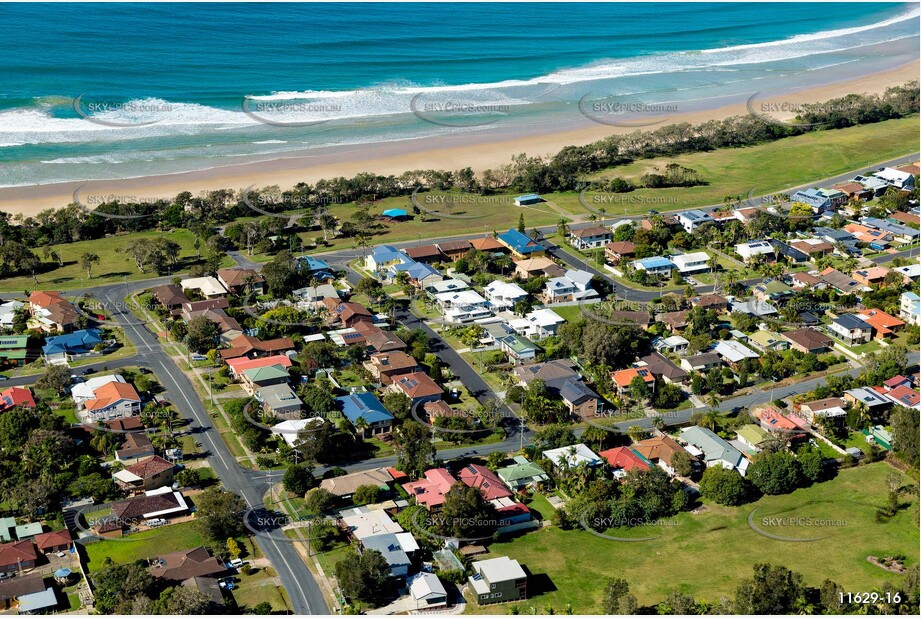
(403, 468), (456, 509)
(599, 447), (650, 475)
(33, 529), (72, 554)
(458, 464), (513, 501)
(0, 387), (36, 412)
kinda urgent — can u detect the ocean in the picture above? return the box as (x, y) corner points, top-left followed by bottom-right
(0, 2), (917, 187)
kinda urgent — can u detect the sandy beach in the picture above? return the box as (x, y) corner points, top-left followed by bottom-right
(1, 60), (917, 218)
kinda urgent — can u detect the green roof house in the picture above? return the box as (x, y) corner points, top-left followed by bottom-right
(0, 335), (32, 366)
(867, 425), (892, 450)
(0, 516), (16, 542)
(498, 334), (540, 364)
(735, 424), (772, 451)
(15, 522), (44, 540)
(748, 330), (790, 353)
(240, 364), (290, 394)
(497, 455), (549, 490)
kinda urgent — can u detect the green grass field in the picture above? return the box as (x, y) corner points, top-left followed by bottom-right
(83, 521), (209, 572)
(549, 116), (920, 216)
(0, 229), (234, 292)
(466, 463), (919, 614)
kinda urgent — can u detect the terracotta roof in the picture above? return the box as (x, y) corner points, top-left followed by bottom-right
(28, 290), (66, 309)
(150, 284), (189, 307)
(640, 352), (688, 382)
(0, 540), (38, 567)
(782, 328), (832, 350)
(149, 547), (226, 581)
(219, 334), (295, 360)
(611, 367), (655, 388)
(404, 245), (443, 260)
(183, 298), (229, 313)
(403, 468), (456, 508)
(571, 226), (611, 238)
(599, 447), (650, 472)
(85, 381), (141, 411)
(116, 432), (154, 460)
(33, 529), (71, 551)
(216, 268), (264, 287)
(469, 237), (504, 252)
(894, 163), (920, 176)
(124, 455), (173, 479)
(0, 386), (36, 411)
(458, 464), (513, 501)
(604, 241), (636, 255)
(110, 492), (184, 520)
(858, 309), (905, 335)
(889, 211), (921, 225)
(321, 298), (373, 324)
(367, 351), (417, 371)
(791, 272), (822, 286)
(436, 240), (473, 253)
(392, 372), (444, 399)
(352, 321), (406, 352)
(691, 293), (727, 308)
(632, 435), (684, 466)
(226, 354), (293, 374)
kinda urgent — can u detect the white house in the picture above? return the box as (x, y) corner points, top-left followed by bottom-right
(72, 374), (128, 407)
(426, 278), (469, 295)
(180, 276), (228, 298)
(542, 443), (603, 469)
(569, 225), (613, 250)
(508, 308), (566, 340)
(434, 290), (492, 323)
(653, 335), (689, 354)
(900, 292), (920, 325)
(483, 280), (528, 310)
(0, 300), (23, 329)
(735, 240), (774, 262)
(542, 269), (598, 304)
(875, 167), (915, 190)
(670, 252), (711, 275)
(677, 210), (715, 233)
(81, 381), (142, 422)
(712, 340), (759, 365)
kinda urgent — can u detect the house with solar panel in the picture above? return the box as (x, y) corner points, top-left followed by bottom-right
(337, 392), (394, 438)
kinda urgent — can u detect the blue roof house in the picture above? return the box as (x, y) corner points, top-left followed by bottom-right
(497, 229), (545, 258)
(631, 256), (675, 276)
(390, 261), (444, 287)
(337, 392), (395, 438)
(42, 328), (104, 362)
(366, 245), (415, 275)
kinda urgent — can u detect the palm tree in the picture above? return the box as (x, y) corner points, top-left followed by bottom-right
(556, 217), (569, 238)
(354, 416), (369, 439)
(701, 409), (720, 431)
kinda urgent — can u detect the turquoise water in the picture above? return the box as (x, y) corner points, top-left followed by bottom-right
(0, 2), (917, 186)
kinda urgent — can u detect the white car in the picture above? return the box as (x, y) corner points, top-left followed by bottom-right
(228, 558), (244, 569)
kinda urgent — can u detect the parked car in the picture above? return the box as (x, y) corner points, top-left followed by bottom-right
(82, 368), (96, 375)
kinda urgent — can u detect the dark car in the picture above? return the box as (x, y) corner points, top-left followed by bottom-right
(139, 367), (151, 374)
(81, 368), (96, 376)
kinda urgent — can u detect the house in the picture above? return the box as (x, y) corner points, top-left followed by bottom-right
(900, 292), (920, 325)
(390, 261), (444, 289)
(691, 294), (728, 312)
(752, 280), (793, 303)
(788, 239), (834, 260)
(113, 456), (175, 493)
(631, 256), (674, 276)
(364, 352), (418, 384)
(509, 308), (566, 340)
(0, 334), (33, 368)
(469, 236), (507, 253)
(295, 255), (335, 278)
(42, 328), (104, 363)
(352, 322), (407, 354)
(180, 276), (228, 299)
(790, 188), (845, 213)
(82, 381), (142, 422)
(736, 424), (772, 451)
(883, 385), (921, 411)
(599, 446), (650, 478)
(0, 386), (35, 412)
(219, 334), (295, 361)
(712, 340), (759, 366)
(542, 443), (602, 469)
(677, 210), (715, 233)
(240, 364), (290, 394)
(426, 278), (469, 296)
(633, 435), (686, 476)
(498, 334), (541, 364)
(497, 456), (549, 490)
(182, 576), (225, 609)
(818, 268), (867, 295)
(469, 556), (527, 604)
(403, 244), (444, 263)
(853, 174), (890, 196)
(512, 360), (581, 390)
(186, 308), (243, 344)
(799, 397), (847, 421)
(542, 269), (598, 304)
(366, 245), (414, 273)
(497, 229), (545, 258)
(830, 181), (873, 201)
(320, 467), (395, 499)
(559, 380), (600, 417)
(270, 418), (325, 448)
(216, 268), (265, 295)
(435, 240), (473, 261)
(293, 284), (340, 304)
(888, 211), (921, 226)
(856, 309), (905, 340)
(731, 299), (777, 317)
(484, 280), (528, 310)
(652, 335), (689, 354)
(748, 330), (790, 352)
(226, 354), (292, 379)
(875, 167), (916, 189)
(790, 272), (824, 290)
(680, 352), (722, 373)
(610, 367), (655, 395)
(867, 425), (893, 450)
(639, 351), (689, 384)
(149, 284), (190, 312)
(321, 298), (374, 327)
(768, 239), (812, 263)
(892, 263), (921, 284)
(116, 433), (156, 464)
(0, 540), (38, 574)
(409, 572), (448, 610)
(337, 392), (394, 437)
(149, 547), (226, 581)
(829, 313), (872, 345)
(256, 383), (303, 419)
(569, 226), (612, 250)
(782, 328), (832, 354)
(109, 487), (189, 523)
(657, 310), (688, 333)
(852, 267), (891, 288)
(680, 426), (748, 475)
(735, 240), (775, 262)
(361, 533), (412, 578)
(459, 464), (513, 501)
(514, 194), (542, 206)
(179, 298), (229, 320)
(387, 371), (444, 405)
(671, 252), (710, 275)
(759, 408), (809, 439)
(843, 222), (893, 246)
(434, 289), (491, 323)
(404, 468), (457, 508)
(28, 291), (79, 332)
(514, 256), (564, 280)
(604, 241), (636, 264)
(0, 573), (46, 610)
(71, 374), (127, 406)
(843, 387), (891, 412)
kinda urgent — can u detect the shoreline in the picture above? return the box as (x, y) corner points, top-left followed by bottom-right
(0, 60), (918, 218)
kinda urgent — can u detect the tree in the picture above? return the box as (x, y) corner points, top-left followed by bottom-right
(439, 483), (498, 539)
(517, 213), (526, 233)
(91, 561), (156, 614)
(184, 315), (219, 353)
(628, 375), (651, 402)
(734, 563), (805, 614)
(35, 364), (72, 394)
(657, 590), (699, 615)
(699, 466), (749, 506)
(795, 445), (825, 483)
(196, 487), (247, 541)
(352, 484), (381, 506)
(80, 252), (100, 279)
(335, 548), (392, 606)
(394, 420), (436, 479)
(283, 463), (316, 496)
(155, 585), (213, 615)
(304, 487), (334, 515)
(891, 407), (920, 468)
(382, 391), (411, 422)
(670, 451), (695, 478)
(250, 601), (274, 615)
(176, 468), (202, 488)
(601, 578), (637, 615)
(747, 451), (801, 495)
(226, 537), (242, 560)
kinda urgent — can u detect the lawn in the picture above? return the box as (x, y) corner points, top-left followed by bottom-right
(549, 116), (920, 217)
(83, 521), (209, 572)
(232, 565), (291, 613)
(466, 462), (919, 614)
(0, 229), (235, 292)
